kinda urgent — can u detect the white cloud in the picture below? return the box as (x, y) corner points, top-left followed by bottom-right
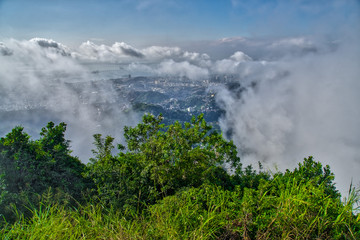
(29, 38), (72, 56)
(156, 59), (209, 79)
(126, 62), (155, 75)
(0, 38), (138, 161)
(0, 42), (13, 56)
(76, 41), (211, 66)
(114, 42), (144, 58)
(192, 36), (335, 61)
(142, 45), (211, 66)
(214, 51), (252, 74)
(230, 51), (252, 62)
(75, 42), (212, 79)
(0, 38), (86, 88)
(142, 45), (182, 59)
(215, 35), (360, 196)
(77, 41), (144, 62)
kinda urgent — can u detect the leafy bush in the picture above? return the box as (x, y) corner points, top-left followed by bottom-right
(86, 113), (240, 211)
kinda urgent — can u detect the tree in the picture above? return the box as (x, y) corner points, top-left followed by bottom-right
(124, 114), (240, 196)
(284, 156), (339, 198)
(84, 134), (123, 207)
(0, 126), (36, 195)
(87, 114), (241, 210)
(0, 122), (87, 222)
(37, 122), (87, 200)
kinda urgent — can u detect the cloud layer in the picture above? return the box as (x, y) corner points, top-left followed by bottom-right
(214, 35), (360, 195)
(0, 38), (138, 161)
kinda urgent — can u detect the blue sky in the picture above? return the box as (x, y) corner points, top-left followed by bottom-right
(0, 0), (359, 47)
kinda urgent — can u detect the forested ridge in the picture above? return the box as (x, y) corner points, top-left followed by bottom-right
(0, 114), (359, 239)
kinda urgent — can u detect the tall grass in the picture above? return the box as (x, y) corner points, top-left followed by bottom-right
(1, 202), (147, 240)
(1, 178), (359, 239)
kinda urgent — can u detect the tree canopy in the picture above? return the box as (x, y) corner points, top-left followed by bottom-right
(86, 114), (240, 210)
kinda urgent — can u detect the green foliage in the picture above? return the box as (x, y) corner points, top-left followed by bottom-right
(0, 192), (147, 240)
(0, 115), (359, 239)
(90, 134), (115, 163)
(237, 176), (351, 239)
(145, 173), (359, 239)
(86, 114), (240, 211)
(2, 177), (357, 240)
(146, 184), (240, 239)
(231, 161), (271, 190)
(0, 122), (87, 222)
(37, 122), (87, 200)
(124, 113), (240, 194)
(85, 134), (147, 212)
(284, 156), (340, 198)
(0, 126), (34, 194)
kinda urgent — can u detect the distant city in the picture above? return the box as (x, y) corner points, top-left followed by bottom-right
(0, 73), (244, 130)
